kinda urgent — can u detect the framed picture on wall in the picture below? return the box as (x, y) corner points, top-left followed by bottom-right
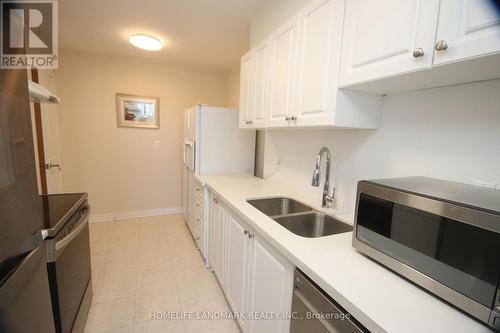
(116, 93), (159, 129)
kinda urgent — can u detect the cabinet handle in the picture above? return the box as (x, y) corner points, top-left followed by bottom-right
(244, 229), (248, 235)
(435, 40), (448, 51)
(285, 117), (291, 122)
(248, 120), (253, 124)
(248, 232), (254, 239)
(412, 48), (424, 57)
(290, 116), (297, 122)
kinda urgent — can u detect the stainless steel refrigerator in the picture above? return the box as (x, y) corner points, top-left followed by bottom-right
(0, 69), (56, 333)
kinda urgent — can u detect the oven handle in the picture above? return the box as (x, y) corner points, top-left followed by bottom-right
(55, 207), (90, 253)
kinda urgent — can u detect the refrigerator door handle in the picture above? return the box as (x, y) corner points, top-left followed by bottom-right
(183, 140), (195, 171)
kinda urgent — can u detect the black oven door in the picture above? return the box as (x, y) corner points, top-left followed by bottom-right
(355, 191), (500, 312)
(47, 207), (91, 333)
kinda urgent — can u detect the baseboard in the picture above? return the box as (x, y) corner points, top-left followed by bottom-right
(89, 207), (182, 223)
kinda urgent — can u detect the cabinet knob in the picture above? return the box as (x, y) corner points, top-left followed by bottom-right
(435, 40), (448, 51)
(248, 232), (254, 239)
(248, 120), (253, 124)
(285, 117), (291, 122)
(412, 48), (424, 58)
(290, 116), (297, 122)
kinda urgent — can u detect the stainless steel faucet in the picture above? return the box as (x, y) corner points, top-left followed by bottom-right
(311, 147), (335, 208)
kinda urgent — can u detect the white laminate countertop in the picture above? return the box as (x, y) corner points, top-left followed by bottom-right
(195, 173), (494, 333)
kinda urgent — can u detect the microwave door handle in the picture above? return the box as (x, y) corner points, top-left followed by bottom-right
(54, 208), (90, 254)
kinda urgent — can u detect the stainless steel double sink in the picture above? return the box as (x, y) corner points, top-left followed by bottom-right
(247, 197), (352, 238)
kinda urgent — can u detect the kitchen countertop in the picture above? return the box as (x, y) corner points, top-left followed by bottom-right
(195, 173), (494, 333)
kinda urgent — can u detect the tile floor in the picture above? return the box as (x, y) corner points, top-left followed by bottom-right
(85, 214), (240, 333)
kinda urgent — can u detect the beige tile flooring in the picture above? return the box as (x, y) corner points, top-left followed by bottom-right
(85, 214), (240, 333)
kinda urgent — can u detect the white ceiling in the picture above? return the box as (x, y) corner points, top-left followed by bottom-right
(59, 0), (267, 71)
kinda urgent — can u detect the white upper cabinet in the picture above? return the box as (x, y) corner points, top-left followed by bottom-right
(239, 0), (382, 129)
(239, 40), (269, 129)
(239, 51), (254, 128)
(339, 0), (440, 86)
(338, 0), (500, 93)
(433, 0), (500, 66)
(251, 39), (269, 128)
(267, 15), (300, 127)
(294, 0), (337, 126)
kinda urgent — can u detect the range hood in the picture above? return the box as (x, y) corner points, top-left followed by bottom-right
(28, 80), (61, 103)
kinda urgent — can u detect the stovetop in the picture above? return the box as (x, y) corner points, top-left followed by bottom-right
(40, 193), (88, 235)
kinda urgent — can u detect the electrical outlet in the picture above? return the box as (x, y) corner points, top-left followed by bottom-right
(473, 180), (497, 189)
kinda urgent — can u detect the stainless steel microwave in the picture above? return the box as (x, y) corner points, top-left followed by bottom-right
(352, 177), (500, 331)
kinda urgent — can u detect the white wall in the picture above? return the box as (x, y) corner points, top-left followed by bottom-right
(225, 65), (241, 109)
(250, 0), (310, 47)
(264, 80), (500, 213)
(55, 50), (228, 217)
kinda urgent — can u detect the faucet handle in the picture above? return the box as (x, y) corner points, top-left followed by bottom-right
(322, 193), (335, 208)
(311, 168), (320, 187)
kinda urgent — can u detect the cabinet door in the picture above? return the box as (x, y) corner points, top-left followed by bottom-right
(434, 0), (500, 66)
(295, 0), (338, 126)
(217, 202), (228, 289)
(252, 39), (270, 128)
(339, 0), (439, 86)
(226, 213), (249, 324)
(267, 15), (300, 127)
(239, 51), (254, 128)
(208, 194), (219, 274)
(247, 236), (293, 333)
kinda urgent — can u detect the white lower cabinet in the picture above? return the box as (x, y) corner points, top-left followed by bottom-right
(209, 192), (228, 289)
(226, 213), (250, 328)
(246, 234), (294, 333)
(208, 190), (294, 333)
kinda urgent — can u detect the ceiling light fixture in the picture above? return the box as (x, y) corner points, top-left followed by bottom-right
(129, 34), (163, 51)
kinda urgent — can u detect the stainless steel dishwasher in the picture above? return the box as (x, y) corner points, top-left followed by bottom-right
(291, 269), (368, 333)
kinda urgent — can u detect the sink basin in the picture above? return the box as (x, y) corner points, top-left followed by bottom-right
(273, 212), (353, 238)
(247, 197), (313, 217)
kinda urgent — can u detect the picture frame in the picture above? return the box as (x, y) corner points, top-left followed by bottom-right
(116, 93), (159, 129)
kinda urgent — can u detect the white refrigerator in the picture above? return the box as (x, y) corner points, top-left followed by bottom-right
(182, 105), (255, 226)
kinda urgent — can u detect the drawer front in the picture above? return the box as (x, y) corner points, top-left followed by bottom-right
(194, 184), (203, 201)
(195, 201), (204, 219)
